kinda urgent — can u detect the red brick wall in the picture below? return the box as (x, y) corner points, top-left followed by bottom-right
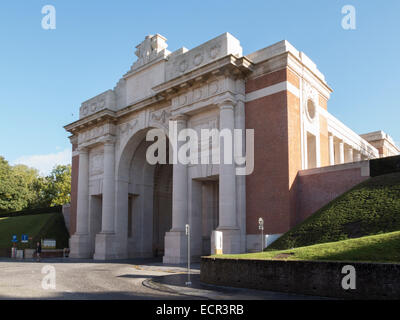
(296, 167), (369, 224)
(245, 91), (290, 234)
(246, 69), (287, 93)
(245, 68), (301, 235)
(70, 144), (78, 235)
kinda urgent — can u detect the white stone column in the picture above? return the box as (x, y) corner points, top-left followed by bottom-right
(171, 115), (188, 231)
(94, 139), (117, 260)
(69, 147), (91, 258)
(339, 141), (345, 164)
(76, 147), (89, 234)
(101, 140), (115, 233)
(329, 134), (335, 165)
(345, 146), (354, 163)
(163, 115), (189, 264)
(216, 100), (240, 254)
(354, 152), (361, 162)
(219, 102), (237, 228)
(235, 89), (246, 253)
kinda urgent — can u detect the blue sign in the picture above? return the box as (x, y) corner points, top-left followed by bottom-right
(11, 235), (18, 243)
(21, 235), (28, 243)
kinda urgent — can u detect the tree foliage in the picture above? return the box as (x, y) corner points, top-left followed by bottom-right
(35, 165), (72, 207)
(0, 156), (71, 213)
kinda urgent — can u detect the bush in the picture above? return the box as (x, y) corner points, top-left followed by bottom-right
(370, 155), (400, 177)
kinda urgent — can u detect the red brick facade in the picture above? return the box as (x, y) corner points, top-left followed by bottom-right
(296, 167), (369, 224)
(245, 68), (302, 235)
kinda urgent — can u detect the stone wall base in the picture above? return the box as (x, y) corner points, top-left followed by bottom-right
(93, 232), (118, 260)
(163, 230), (188, 264)
(69, 234), (91, 259)
(212, 228), (241, 254)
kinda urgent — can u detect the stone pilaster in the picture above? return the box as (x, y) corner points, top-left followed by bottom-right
(94, 139), (117, 260)
(216, 100), (240, 254)
(69, 147), (91, 258)
(101, 140), (115, 233)
(163, 115), (188, 264)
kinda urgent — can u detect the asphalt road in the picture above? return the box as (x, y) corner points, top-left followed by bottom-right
(0, 258), (322, 300)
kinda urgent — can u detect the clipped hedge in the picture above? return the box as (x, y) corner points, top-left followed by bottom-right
(370, 155), (400, 177)
(0, 205), (62, 218)
(269, 172), (400, 250)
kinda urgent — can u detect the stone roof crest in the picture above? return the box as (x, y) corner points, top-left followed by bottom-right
(130, 34), (169, 71)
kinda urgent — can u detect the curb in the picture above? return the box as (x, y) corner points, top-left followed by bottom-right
(142, 278), (212, 300)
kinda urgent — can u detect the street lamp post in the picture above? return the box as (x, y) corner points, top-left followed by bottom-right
(185, 224), (191, 286)
(258, 218), (264, 252)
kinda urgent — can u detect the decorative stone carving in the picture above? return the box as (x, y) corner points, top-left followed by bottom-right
(172, 79), (224, 110)
(77, 123), (116, 147)
(302, 81), (319, 123)
(191, 117), (220, 165)
(209, 44), (221, 59)
(150, 109), (171, 128)
(80, 90), (116, 118)
(165, 33), (242, 82)
(90, 151), (104, 176)
(129, 34), (169, 71)
(179, 60), (188, 73)
(78, 126), (105, 144)
(119, 118), (138, 138)
(193, 53), (203, 66)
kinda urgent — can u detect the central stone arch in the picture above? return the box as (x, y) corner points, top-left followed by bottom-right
(115, 126), (172, 258)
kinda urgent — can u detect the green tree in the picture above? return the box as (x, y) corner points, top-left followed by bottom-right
(13, 164), (40, 208)
(39, 164), (72, 207)
(0, 156), (71, 212)
(0, 157), (39, 213)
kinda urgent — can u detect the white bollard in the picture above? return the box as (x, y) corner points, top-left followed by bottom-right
(212, 230), (223, 255)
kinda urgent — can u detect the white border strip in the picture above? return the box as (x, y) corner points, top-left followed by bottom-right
(245, 81), (299, 103)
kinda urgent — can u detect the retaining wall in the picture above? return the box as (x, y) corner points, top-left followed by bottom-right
(201, 257), (400, 299)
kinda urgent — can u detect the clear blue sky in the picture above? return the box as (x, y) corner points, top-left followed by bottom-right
(0, 0), (399, 173)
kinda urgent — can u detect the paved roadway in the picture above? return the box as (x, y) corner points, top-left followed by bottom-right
(0, 258), (322, 300)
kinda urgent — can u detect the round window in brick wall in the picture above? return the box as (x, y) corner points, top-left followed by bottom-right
(306, 99), (317, 121)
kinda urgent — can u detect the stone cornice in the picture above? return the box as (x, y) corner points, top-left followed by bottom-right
(286, 51), (333, 99)
(116, 95), (166, 118)
(153, 54), (253, 98)
(67, 54), (253, 131)
(64, 109), (117, 134)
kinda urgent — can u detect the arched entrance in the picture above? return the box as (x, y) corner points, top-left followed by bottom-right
(117, 128), (172, 258)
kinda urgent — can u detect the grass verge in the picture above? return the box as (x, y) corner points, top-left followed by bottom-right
(213, 231), (400, 263)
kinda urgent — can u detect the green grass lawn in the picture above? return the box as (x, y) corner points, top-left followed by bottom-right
(214, 231), (400, 263)
(270, 172), (400, 250)
(0, 212), (69, 249)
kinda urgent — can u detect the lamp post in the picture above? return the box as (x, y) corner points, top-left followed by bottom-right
(185, 224), (191, 286)
(258, 218), (264, 252)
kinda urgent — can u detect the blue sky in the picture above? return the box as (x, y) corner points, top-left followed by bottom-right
(0, 0), (399, 174)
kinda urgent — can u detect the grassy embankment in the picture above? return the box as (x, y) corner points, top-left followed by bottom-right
(0, 212), (69, 249)
(215, 231), (400, 263)
(214, 172), (400, 263)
